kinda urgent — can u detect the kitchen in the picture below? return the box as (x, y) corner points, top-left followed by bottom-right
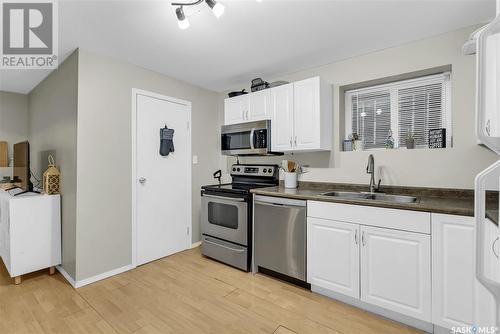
(200, 6), (500, 334)
(0, 1), (499, 333)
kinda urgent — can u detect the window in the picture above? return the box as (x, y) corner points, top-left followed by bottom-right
(345, 72), (452, 149)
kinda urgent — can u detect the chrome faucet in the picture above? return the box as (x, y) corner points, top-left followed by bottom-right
(366, 154), (376, 193)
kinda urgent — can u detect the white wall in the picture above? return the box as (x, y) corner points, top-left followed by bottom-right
(76, 50), (220, 281)
(28, 51), (79, 279)
(223, 25), (498, 189)
(0, 91), (29, 178)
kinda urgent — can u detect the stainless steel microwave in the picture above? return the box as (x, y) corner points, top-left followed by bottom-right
(221, 120), (280, 156)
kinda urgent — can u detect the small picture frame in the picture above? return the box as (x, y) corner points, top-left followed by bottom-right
(428, 128), (446, 149)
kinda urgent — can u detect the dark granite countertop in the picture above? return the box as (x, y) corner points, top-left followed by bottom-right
(251, 182), (499, 225)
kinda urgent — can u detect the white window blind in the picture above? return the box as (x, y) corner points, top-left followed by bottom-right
(351, 91), (391, 149)
(345, 72), (452, 150)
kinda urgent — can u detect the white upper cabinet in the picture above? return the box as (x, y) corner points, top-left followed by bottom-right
(360, 225), (431, 322)
(224, 90), (272, 125)
(307, 217), (360, 299)
(224, 77), (332, 152)
(431, 213), (497, 330)
(293, 77), (325, 150)
(273, 77), (332, 152)
(270, 83), (294, 152)
(224, 94), (249, 125)
(248, 89), (272, 121)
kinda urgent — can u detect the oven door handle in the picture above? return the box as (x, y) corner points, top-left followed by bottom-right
(204, 238), (245, 253)
(250, 128), (255, 150)
(203, 194), (245, 202)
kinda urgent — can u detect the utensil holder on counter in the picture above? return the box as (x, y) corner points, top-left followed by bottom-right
(284, 172), (298, 189)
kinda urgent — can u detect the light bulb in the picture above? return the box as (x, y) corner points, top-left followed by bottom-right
(178, 18), (190, 29)
(176, 7), (190, 30)
(212, 2), (225, 18)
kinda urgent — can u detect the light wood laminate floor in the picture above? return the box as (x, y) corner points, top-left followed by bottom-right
(0, 247), (422, 334)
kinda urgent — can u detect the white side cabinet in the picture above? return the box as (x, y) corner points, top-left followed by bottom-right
(307, 217), (360, 299)
(224, 90), (272, 125)
(360, 225), (431, 321)
(0, 190), (61, 284)
(432, 213), (497, 330)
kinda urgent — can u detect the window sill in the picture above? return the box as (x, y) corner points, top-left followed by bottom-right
(341, 147), (452, 153)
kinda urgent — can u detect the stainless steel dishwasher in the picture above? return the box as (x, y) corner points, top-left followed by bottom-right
(253, 195), (307, 282)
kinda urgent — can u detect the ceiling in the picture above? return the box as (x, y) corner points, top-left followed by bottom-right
(0, 0), (496, 94)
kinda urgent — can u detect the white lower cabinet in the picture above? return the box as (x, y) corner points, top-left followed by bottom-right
(307, 217), (360, 299)
(307, 201), (500, 332)
(432, 213), (497, 330)
(360, 225), (431, 322)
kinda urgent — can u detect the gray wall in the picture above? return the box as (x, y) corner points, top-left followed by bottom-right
(76, 50), (220, 281)
(0, 91), (29, 178)
(222, 26), (498, 189)
(28, 51), (79, 279)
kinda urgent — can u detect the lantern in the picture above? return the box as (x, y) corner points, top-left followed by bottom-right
(43, 155), (61, 195)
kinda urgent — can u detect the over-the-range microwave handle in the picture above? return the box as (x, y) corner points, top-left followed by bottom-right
(250, 128), (256, 150)
(475, 159), (500, 327)
(476, 14), (500, 154)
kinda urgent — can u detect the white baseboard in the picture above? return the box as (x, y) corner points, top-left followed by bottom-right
(56, 265), (77, 288)
(57, 264), (135, 289)
(311, 285), (434, 333)
(75, 264), (135, 288)
(191, 241), (201, 248)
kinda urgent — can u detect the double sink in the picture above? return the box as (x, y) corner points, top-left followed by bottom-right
(321, 191), (418, 204)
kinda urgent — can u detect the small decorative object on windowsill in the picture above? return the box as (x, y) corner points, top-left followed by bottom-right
(343, 134), (354, 151)
(406, 130), (415, 149)
(385, 130), (395, 149)
(429, 128), (446, 149)
(43, 155), (61, 195)
(352, 133), (363, 151)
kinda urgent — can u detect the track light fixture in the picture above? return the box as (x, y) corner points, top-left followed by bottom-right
(205, 0), (225, 18)
(172, 0), (225, 29)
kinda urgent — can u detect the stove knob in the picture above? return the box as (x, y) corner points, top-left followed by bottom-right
(263, 169), (267, 173)
(232, 168), (236, 172)
(237, 168), (241, 172)
(269, 169), (273, 173)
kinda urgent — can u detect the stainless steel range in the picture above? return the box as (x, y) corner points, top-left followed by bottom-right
(201, 164), (279, 271)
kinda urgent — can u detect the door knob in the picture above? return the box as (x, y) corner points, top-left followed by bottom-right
(138, 177), (146, 184)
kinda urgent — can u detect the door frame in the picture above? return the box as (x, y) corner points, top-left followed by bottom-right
(131, 88), (192, 267)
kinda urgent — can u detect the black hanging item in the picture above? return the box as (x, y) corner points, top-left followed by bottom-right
(160, 125), (175, 156)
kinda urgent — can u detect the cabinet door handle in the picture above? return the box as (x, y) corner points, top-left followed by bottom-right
(486, 119), (491, 136)
(294, 136), (297, 146)
(289, 137), (292, 147)
(362, 231), (366, 246)
(493, 237), (499, 259)
(354, 230), (358, 245)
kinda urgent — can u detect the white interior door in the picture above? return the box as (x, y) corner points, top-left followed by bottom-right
(135, 91), (191, 266)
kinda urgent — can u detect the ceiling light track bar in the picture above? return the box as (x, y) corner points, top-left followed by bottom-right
(171, 0), (204, 7)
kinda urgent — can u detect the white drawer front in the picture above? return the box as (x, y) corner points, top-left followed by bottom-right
(307, 201), (430, 234)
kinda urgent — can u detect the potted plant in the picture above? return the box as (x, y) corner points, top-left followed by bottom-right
(406, 130), (415, 149)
